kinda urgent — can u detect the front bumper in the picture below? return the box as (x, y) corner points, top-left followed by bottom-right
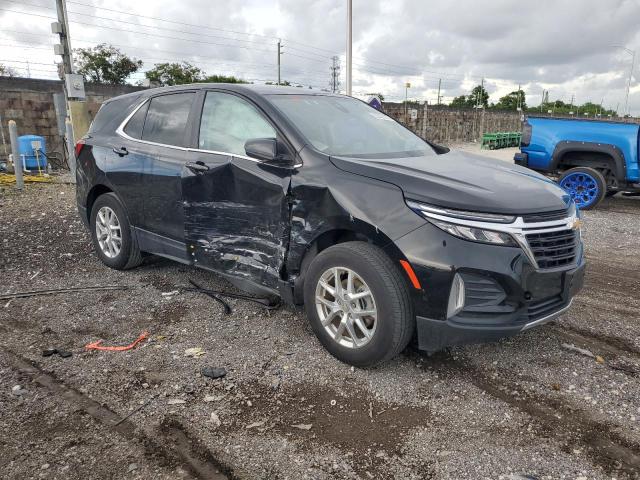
(389, 221), (585, 352)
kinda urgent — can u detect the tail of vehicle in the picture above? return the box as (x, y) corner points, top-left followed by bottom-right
(515, 116), (640, 209)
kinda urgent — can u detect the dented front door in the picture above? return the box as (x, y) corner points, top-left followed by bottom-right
(181, 91), (291, 290)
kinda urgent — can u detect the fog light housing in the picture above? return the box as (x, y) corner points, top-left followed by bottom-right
(447, 273), (465, 318)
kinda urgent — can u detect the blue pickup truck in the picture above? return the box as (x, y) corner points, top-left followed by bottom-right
(515, 116), (640, 209)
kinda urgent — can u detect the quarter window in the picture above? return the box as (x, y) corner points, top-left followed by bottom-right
(123, 101), (148, 139)
(199, 92), (276, 156)
(141, 93), (195, 147)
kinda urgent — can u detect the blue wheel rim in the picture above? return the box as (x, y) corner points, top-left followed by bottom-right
(559, 172), (599, 208)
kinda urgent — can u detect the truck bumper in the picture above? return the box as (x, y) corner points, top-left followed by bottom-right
(514, 152), (528, 167)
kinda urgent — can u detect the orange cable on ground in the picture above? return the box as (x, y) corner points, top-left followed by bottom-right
(85, 332), (149, 351)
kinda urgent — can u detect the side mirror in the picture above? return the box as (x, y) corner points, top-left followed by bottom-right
(245, 138), (277, 162)
(245, 138), (296, 168)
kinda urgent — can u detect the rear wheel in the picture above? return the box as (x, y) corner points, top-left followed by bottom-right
(90, 193), (142, 270)
(303, 242), (414, 367)
(558, 167), (606, 210)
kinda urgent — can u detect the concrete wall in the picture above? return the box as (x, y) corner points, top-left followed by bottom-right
(0, 77), (145, 162)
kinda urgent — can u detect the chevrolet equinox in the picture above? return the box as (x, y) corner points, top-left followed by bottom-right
(76, 84), (585, 367)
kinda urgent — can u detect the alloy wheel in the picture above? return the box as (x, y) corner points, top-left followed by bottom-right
(95, 206), (122, 258)
(315, 266), (377, 349)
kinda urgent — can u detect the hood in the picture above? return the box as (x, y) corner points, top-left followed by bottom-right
(330, 149), (570, 215)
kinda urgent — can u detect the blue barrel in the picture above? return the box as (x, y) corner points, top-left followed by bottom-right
(17, 135), (48, 170)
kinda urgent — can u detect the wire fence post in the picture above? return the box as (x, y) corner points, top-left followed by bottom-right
(8, 120), (24, 191)
(65, 119), (76, 184)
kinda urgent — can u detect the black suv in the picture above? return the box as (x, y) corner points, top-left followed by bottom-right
(76, 84), (585, 367)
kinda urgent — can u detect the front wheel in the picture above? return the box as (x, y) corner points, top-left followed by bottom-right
(558, 167), (606, 210)
(303, 242), (414, 367)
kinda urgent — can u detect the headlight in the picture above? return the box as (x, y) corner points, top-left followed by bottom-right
(407, 200), (518, 247)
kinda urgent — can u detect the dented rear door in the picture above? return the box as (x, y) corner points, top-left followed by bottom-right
(181, 91), (291, 290)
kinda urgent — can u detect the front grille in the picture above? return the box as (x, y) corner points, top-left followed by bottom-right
(525, 229), (578, 269)
(527, 295), (566, 320)
(522, 209), (568, 223)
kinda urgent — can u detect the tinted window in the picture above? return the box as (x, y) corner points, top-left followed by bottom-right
(199, 92), (276, 155)
(269, 95), (434, 158)
(123, 101), (148, 139)
(89, 94), (142, 134)
(142, 93), (195, 147)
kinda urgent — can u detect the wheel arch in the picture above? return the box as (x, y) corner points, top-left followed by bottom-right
(85, 184), (114, 224)
(290, 224), (408, 305)
(551, 141), (626, 183)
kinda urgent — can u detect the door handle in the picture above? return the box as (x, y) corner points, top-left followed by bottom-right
(186, 161), (209, 172)
(112, 146), (128, 156)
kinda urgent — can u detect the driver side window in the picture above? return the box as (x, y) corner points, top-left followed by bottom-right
(199, 92), (276, 156)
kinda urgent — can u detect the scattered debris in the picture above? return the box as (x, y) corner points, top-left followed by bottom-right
(11, 385), (27, 396)
(184, 384), (196, 394)
(246, 420), (266, 429)
(85, 332), (148, 352)
(167, 398), (187, 405)
(204, 394), (225, 402)
(161, 290), (180, 298)
(210, 412), (221, 427)
(184, 347), (205, 358)
(29, 270), (41, 280)
(201, 366), (226, 379)
(561, 343), (595, 358)
(127, 463), (139, 472)
(551, 383), (561, 391)
(0, 285), (131, 301)
(595, 355), (605, 364)
(330, 399), (337, 406)
(291, 423), (312, 430)
(114, 394), (159, 426)
(42, 348), (72, 358)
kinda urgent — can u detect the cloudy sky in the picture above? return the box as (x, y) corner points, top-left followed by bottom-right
(1, 0), (639, 114)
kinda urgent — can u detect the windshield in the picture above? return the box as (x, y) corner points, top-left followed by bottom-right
(268, 94), (435, 158)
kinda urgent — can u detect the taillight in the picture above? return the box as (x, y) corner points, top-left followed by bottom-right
(75, 139), (85, 158)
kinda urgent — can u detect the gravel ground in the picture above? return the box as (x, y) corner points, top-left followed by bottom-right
(1, 166), (639, 479)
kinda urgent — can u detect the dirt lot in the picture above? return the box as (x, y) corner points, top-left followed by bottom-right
(1, 165), (640, 479)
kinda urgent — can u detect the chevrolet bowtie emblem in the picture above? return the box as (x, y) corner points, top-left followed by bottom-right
(571, 219), (583, 230)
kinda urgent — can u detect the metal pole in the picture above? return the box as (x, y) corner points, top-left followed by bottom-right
(277, 40), (281, 86)
(8, 120), (24, 190)
(624, 50), (635, 116)
(437, 79), (441, 105)
(65, 120), (76, 184)
(346, 0), (352, 96)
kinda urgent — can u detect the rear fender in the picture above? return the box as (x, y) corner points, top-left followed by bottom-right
(552, 141), (626, 181)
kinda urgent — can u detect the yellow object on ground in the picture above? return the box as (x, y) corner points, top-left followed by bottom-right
(0, 173), (53, 185)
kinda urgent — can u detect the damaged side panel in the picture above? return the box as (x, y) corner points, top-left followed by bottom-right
(182, 153), (291, 291)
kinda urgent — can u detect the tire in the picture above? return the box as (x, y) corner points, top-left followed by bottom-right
(90, 192), (143, 270)
(558, 167), (606, 210)
(303, 242), (414, 367)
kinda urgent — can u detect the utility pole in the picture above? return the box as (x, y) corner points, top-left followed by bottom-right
(330, 55), (341, 93)
(277, 39), (281, 86)
(405, 82), (410, 121)
(611, 46), (636, 117)
(345, 0), (352, 96)
(54, 0), (73, 76)
(437, 79), (441, 105)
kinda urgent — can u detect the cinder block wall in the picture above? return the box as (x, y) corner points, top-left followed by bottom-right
(0, 77), (145, 161)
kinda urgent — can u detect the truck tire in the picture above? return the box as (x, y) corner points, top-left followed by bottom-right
(90, 193), (143, 270)
(303, 242), (414, 368)
(558, 167), (606, 210)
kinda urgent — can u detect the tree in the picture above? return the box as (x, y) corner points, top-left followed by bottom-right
(365, 92), (385, 101)
(469, 85), (489, 108)
(145, 62), (203, 86)
(494, 89), (527, 111)
(0, 63), (17, 77)
(450, 95), (468, 107)
(75, 44), (142, 84)
(201, 74), (248, 84)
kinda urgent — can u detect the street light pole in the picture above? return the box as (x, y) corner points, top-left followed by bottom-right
(346, 0), (352, 96)
(612, 45), (636, 117)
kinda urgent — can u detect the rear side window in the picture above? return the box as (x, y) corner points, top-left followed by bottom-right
(123, 101), (148, 139)
(89, 94), (142, 134)
(199, 91), (276, 155)
(142, 92), (195, 147)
